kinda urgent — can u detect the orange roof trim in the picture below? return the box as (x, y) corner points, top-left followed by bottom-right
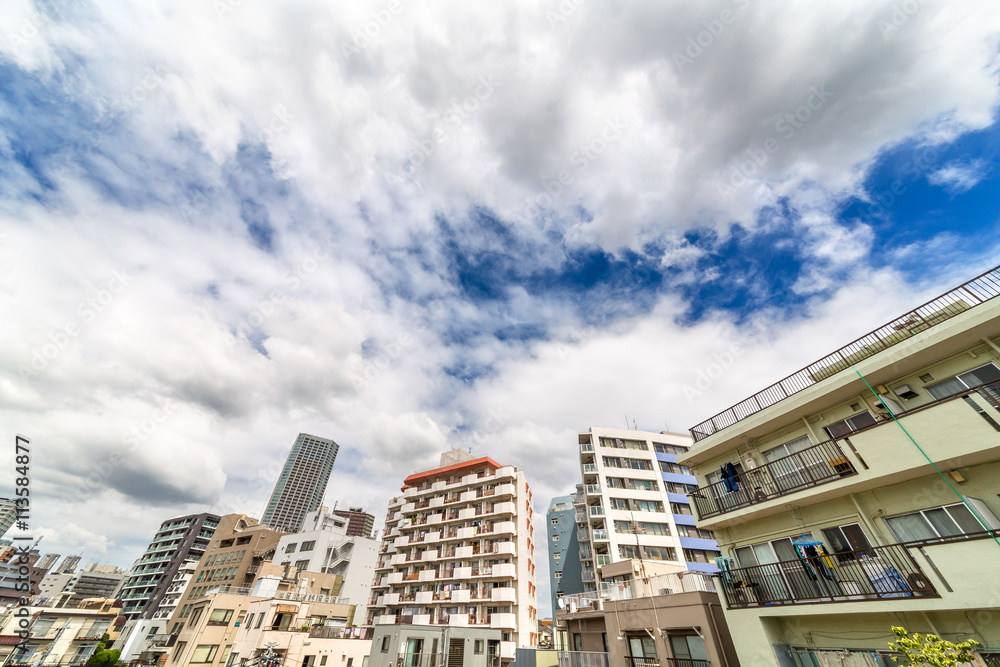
(402, 456), (503, 490)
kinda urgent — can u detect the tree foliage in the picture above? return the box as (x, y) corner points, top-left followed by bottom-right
(888, 626), (980, 667)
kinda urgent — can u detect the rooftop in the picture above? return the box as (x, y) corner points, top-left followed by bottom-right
(687, 264), (1000, 443)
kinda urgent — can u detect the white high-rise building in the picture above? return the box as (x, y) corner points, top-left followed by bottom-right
(575, 427), (721, 590)
(272, 507), (379, 624)
(367, 450), (538, 663)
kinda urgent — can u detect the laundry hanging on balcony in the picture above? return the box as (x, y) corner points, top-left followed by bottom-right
(791, 541), (836, 581)
(719, 462), (740, 492)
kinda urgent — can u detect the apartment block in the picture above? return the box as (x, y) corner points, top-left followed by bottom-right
(679, 266), (1000, 666)
(168, 514), (286, 637)
(554, 569), (738, 667)
(120, 513), (221, 621)
(333, 507), (376, 539)
(546, 494), (584, 619)
(576, 427), (721, 591)
(7, 604), (121, 667)
(262, 433), (340, 533)
(273, 507), (379, 625)
(368, 450), (538, 663)
(0, 499), (18, 537)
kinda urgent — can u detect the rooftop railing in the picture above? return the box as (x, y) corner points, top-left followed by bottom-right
(689, 379), (1000, 519)
(689, 264), (1000, 442)
(562, 571), (716, 609)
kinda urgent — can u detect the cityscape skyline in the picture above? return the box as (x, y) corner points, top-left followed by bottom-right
(3, 0), (1000, 634)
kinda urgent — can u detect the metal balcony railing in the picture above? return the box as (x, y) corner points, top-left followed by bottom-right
(688, 438), (856, 519)
(556, 651), (609, 667)
(719, 542), (938, 608)
(689, 264), (1000, 441)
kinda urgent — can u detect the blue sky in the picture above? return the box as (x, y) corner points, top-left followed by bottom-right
(1, 0), (1000, 615)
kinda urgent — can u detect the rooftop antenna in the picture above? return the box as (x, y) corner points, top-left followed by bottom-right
(633, 418), (638, 431)
(624, 413), (629, 430)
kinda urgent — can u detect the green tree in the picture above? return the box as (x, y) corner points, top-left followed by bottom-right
(86, 648), (124, 667)
(888, 626), (980, 666)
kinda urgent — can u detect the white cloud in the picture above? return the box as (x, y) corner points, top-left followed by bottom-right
(2, 0), (1000, 619)
(928, 159), (989, 193)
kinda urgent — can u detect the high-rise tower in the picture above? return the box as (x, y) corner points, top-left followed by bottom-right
(262, 433), (340, 533)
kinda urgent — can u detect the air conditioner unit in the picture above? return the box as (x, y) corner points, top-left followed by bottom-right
(593, 599), (604, 611)
(894, 384), (919, 400)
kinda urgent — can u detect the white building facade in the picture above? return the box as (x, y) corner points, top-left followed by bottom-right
(576, 427), (721, 591)
(367, 451), (538, 663)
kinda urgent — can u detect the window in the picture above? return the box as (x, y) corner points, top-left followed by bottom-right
(609, 497), (629, 510)
(380, 637), (390, 653)
(654, 443), (685, 455)
(320, 658), (327, 666)
(885, 502), (991, 543)
(600, 437), (648, 450)
(190, 645), (219, 663)
(684, 549), (713, 563)
(554, 572), (562, 579)
(285, 543), (297, 553)
(628, 479), (657, 491)
(173, 643), (187, 664)
(208, 610), (233, 625)
(634, 500), (664, 513)
(820, 523), (873, 561)
(606, 477), (626, 488)
(926, 363), (1000, 399)
(619, 544), (640, 559)
(190, 609), (203, 626)
(474, 640), (484, 655)
(761, 436), (828, 492)
(627, 635), (657, 662)
(644, 546), (676, 561)
(219, 646), (232, 666)
(670, 635), (708, 663)
(669, 502), (691, 515)
(244, 614), (254, 628)
(294, 560), (310, 571)
(824, 411), (878, 439)
(300, 541), (316, 551)
(659, 461), (692, 475)
(676, 526), (714, 540)
(255, 613), (264, 629)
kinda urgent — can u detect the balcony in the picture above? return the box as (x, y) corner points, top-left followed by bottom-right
(688, 438), (856, 519)
(718, 542), (938, 609)
(625, 659), (710, 667)
(589, 506), (605, 517)
(583, 464), (597, 474)
(581, 569), (596, 582)
(585, 484), (601, 496)
(595, 555), (612, 567)
(581, 443), (595, 453)
(688, 264), (1000, 441)
(592, 529), (609, 541)
(579, 550), (593, 561)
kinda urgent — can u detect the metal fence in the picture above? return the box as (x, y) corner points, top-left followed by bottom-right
(688, 439), (855, 519)
(689, 264), (1000, 441)
(718, 542), (938, 608)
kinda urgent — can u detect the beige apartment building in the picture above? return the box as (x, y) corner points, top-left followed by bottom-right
(678, 266), (1000, 666)
(367, 450), (539, 663)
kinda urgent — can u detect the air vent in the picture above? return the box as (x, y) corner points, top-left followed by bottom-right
(919, 373), (934, 383)
(850, 403), (862, 412)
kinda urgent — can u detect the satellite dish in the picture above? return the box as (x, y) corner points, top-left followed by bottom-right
(557, 598), (566, 609)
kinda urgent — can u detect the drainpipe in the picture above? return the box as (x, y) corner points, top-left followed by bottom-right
(704, 603), (730, 667)
(847, 494), (892, 545)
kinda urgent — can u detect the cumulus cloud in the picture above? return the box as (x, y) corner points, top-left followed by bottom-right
(2, 0), (1000, 617)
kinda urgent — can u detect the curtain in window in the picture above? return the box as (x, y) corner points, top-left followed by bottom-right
(884, 514), (936, 542)
(923, 508), (962, 537)
(926, 377), (967, 400)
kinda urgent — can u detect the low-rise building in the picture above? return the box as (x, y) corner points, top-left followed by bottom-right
(555, 569), (738, 667)
(6, 603), (121, 667)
